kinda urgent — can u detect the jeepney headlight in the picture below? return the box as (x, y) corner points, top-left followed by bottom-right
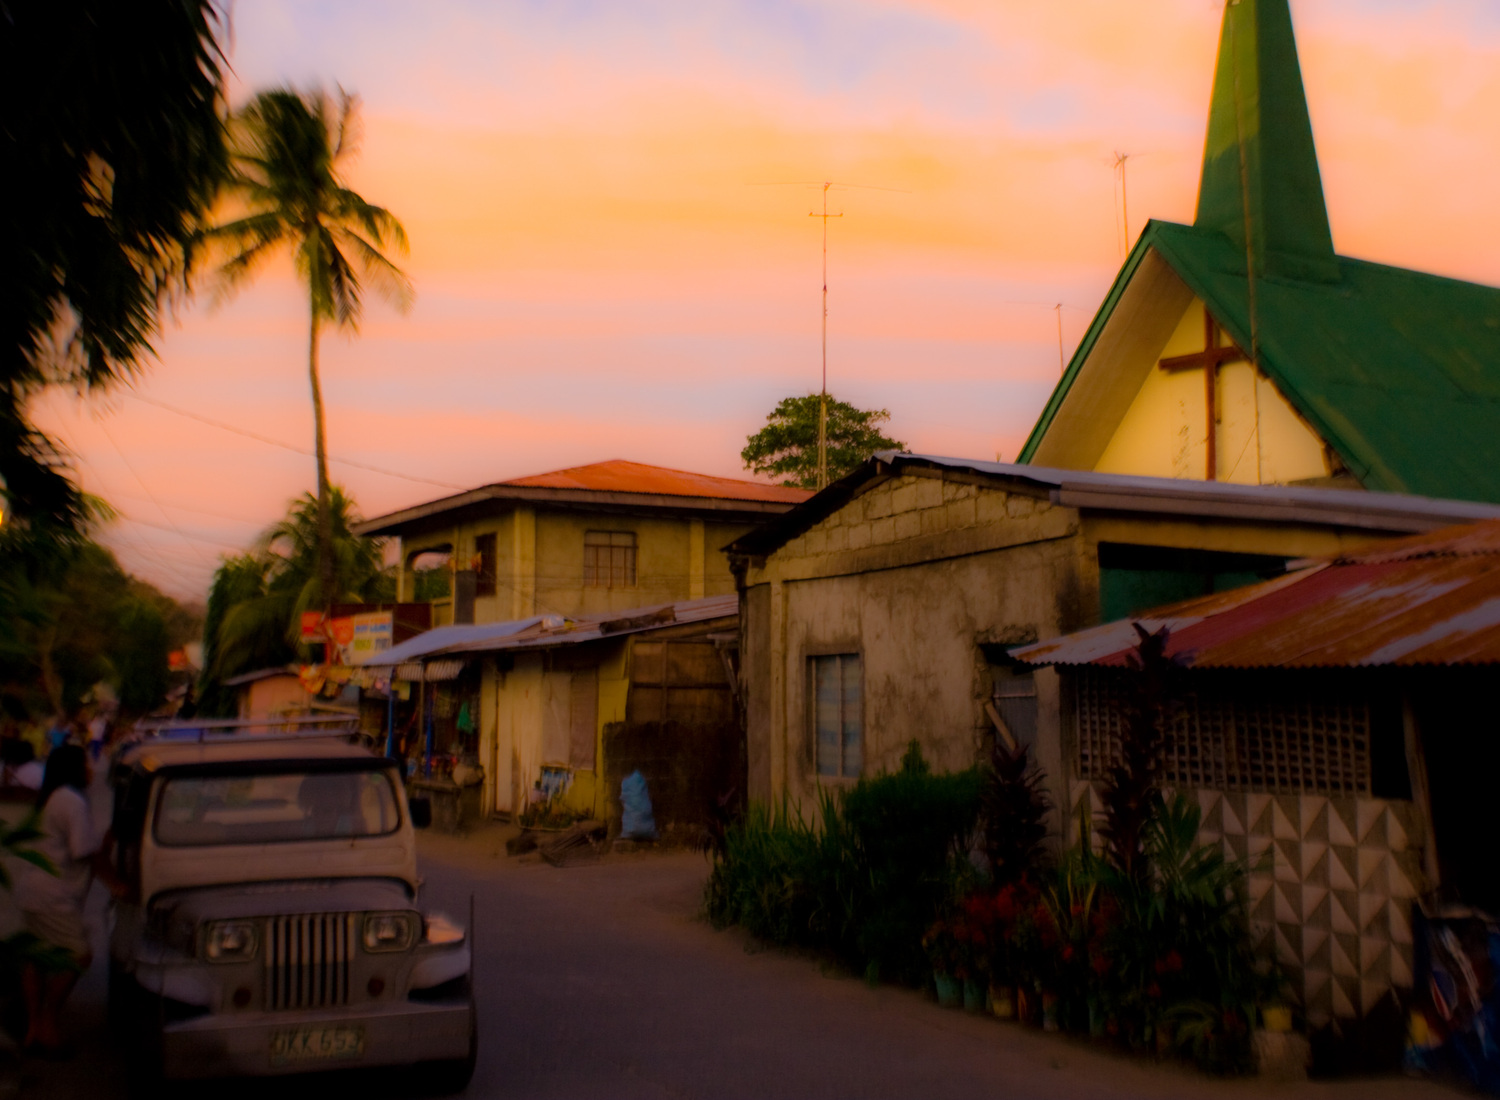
(362, 911), (418, 953)
(203, 920), (258, 963)
(423, 913), (465, 947)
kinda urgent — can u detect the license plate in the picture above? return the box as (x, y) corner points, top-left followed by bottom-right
(269, 1026), (366, 1065)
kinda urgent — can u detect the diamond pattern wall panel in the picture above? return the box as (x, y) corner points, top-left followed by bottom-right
(1068, 784), (1422, 1029)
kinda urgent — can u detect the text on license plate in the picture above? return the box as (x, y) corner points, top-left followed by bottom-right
(270, 1026), (366, 1064)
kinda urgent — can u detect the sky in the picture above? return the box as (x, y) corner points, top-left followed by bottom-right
(33, 0), (1500, 600)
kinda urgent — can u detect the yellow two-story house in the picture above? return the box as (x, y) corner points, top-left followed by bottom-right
(354, 460), (807, 820)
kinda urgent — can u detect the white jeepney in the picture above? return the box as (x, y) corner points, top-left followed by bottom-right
(107, 723), (475, 1089)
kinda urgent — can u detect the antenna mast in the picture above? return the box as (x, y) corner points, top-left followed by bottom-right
(811, 183), (842, 490)
(1112, 151), (1133, 250)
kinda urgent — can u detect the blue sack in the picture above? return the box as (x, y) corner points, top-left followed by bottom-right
(620, 770), (657, 840)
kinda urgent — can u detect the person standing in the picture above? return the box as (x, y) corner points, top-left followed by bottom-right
(12, 745), (116, 1054)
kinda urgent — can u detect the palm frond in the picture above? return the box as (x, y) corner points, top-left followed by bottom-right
(320, 229), (361, 326)
(334, 227), (414, 311)
(333, 191), (409, 253)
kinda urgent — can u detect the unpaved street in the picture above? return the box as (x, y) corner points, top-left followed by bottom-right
(19, 821), (1461, 1099)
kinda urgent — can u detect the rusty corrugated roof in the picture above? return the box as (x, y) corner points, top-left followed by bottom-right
(501, 460), (810, 504)
(1011, 519), (1500, 669)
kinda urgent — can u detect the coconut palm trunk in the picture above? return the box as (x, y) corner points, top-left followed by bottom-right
(203, 86), (410, 620)
(307, 308), (334, 606)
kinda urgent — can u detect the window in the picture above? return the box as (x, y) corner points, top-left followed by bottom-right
(811, 654), (862, 778)
(474, 532), (497, 598)
(990, 666), (1038, 750)
(584, 531), (636, 587)
(154, 769), (402, 846)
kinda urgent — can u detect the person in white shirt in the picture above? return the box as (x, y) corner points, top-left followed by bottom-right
(12, 744), (117, 1054)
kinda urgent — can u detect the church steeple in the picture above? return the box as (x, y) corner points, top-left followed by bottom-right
(1195, 0), (1340, 283)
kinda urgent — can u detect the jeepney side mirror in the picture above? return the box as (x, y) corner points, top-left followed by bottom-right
(409, 796), (432, 829)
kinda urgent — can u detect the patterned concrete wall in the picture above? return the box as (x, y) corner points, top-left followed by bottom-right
(1070, 781), (1425, 1028)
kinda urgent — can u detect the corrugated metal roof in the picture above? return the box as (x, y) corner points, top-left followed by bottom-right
(1011, 519), (1500, 669)
(500, 460), (810, 503)
(369, 594), (738, 670)
(372, 617), (544, 666)
(727, 451), (1500, 559)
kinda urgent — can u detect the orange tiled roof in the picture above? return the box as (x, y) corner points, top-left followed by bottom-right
(500, 460), (811, 504)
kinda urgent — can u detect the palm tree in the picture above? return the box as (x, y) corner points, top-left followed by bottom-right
(197, 487), (392, 716)
(203, 87), (411, 607)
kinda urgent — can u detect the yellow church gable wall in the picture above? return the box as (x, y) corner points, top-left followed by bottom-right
(1094, 298), (1330, 485)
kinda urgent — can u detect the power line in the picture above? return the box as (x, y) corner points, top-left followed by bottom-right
(97, 418), (214, 567)
(122, 392), (468, 491)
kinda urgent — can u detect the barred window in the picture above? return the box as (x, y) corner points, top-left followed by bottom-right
(1072, 668), (1372, 795)
(811, 654), (862, 779)
(584, 531), (636, 588)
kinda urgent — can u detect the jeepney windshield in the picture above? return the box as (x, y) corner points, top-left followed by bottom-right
(153, 769), (402, 847)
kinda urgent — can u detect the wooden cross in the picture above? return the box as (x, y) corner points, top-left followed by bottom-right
(1158, 310), (1246, 480)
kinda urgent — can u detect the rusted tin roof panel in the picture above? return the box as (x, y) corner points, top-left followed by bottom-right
(1012, 519), (1500, 669)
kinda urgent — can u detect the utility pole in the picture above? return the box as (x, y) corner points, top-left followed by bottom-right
(811, 183), (842, 490)
(752, 178), (906, 492)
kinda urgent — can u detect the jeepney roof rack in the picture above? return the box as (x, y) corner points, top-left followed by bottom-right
(132, 713), (363, 744)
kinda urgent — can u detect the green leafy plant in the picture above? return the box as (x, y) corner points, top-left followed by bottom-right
(705, 742), (981, 984)
(1097, 624), (1176, 884)
(981, 735), (1051, 887)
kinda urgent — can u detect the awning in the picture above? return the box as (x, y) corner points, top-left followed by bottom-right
(394, 660), (466, 682)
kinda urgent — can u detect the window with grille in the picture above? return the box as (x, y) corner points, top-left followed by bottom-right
(474, 532), (497, 597)
(991, 666), (1038, 750)
(583, 531), (636, 588)
(810, 654), (862, 779)
(1072, 668), (1373, 795)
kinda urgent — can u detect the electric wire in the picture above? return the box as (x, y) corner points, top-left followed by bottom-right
(122, 392), (469, 491)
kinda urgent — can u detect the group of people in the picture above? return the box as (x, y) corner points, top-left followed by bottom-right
(0, 706), (116, 794)
(0, 706), (126, 1057)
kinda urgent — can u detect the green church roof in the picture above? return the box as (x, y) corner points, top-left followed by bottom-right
(1018, 0), (1500, 505)
(1196, 0), (1339, 283)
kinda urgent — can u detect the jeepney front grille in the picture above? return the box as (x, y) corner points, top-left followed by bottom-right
(264, 913), (356, 1010)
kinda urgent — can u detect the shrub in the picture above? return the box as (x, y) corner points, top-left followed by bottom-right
(705, 742), (982, 983)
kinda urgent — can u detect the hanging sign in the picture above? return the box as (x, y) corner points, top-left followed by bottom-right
(350, 611), (394, 664)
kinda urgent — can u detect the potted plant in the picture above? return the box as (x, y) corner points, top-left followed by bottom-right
(922, 919), (964, 1008)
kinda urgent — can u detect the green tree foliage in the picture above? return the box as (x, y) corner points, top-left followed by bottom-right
(202, 88), (411, 608)
(741, 394), (906, 490)
(196, 487), (390, 717)
(1, 0), (227, 537)
(0, 542), (197, 718)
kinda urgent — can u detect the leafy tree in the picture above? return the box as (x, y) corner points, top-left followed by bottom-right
(742, 394), (905, 490)
(201, 88), (411, 609)
(0, 541), (191, 718)
(1, 0), (227, 538)
(197, 487), (390, 717)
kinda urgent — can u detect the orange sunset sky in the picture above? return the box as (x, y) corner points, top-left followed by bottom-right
(34, 0), (1500, 600)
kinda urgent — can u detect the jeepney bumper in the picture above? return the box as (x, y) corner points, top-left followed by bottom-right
(160, 998), (474, 1079)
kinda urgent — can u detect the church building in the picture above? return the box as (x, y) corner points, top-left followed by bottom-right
(1019, 0), (1500, 505)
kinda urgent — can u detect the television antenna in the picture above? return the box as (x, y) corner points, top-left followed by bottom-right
(753, 179), (909, 489)
(1112, 151), (1134, 254)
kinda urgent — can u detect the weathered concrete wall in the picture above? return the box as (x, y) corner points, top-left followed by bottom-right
(743, 471), (1084, 816)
